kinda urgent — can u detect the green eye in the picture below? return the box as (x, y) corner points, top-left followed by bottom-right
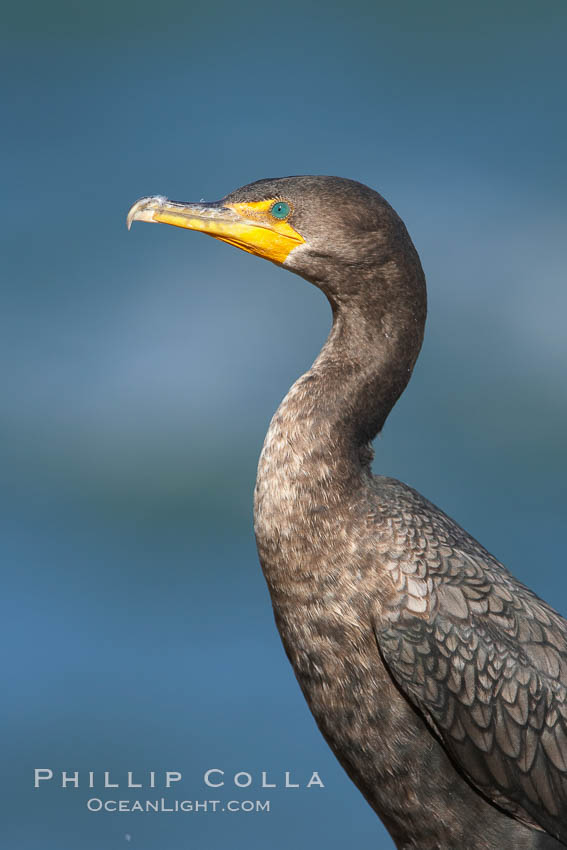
(270, 201), (291, 220)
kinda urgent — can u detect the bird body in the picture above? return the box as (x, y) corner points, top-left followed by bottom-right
(128, 176), (567, 849)
(254, 301), (567, 850)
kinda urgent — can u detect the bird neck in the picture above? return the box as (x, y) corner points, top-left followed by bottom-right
(255, 278), (426, 541)
(312, 295), (424, 450)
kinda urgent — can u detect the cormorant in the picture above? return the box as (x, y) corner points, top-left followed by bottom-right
(128, 177), (567, 849)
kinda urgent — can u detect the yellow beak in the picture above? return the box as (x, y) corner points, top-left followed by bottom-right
(127, 196), (304, 265)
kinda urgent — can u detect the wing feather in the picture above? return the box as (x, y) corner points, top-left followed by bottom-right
(370, 479), (567, 843)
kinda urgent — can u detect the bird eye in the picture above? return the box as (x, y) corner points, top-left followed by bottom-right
(270, 201), (291, 220)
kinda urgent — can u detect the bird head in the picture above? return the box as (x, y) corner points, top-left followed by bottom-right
(127, 176), (423, 306)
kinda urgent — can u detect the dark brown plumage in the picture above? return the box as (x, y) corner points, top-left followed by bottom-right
(128, 176), (567, 849)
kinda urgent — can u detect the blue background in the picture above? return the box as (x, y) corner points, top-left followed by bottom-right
(3, 1), (566, 847)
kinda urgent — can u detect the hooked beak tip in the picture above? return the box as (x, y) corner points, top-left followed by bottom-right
(126, 196), (167, 230)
